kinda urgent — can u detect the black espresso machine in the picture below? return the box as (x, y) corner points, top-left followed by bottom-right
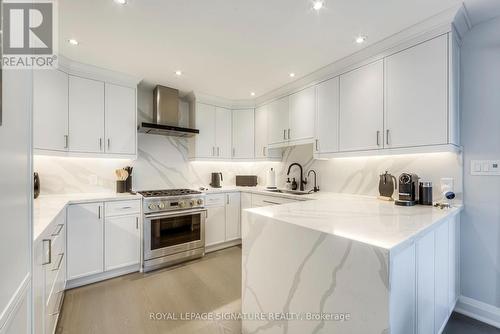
(394, 173), (420, 206)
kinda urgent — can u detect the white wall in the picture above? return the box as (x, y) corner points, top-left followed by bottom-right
(460, 16), (500, 309)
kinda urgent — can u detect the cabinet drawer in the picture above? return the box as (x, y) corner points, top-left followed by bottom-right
(205, 194), (226, 207)
(251, 194), (297, 207)
(105, 200), (141, 217)
(45, 252), (65, 306)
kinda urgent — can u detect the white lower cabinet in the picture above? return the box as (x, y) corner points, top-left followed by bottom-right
(104, 215), (141, 271)
(205, 192), (243, 249)
(67, 202), (104, 280)
(33, 210), (66, 334)
(391, 215), (458, 334)
(225, 192), (241, 240)
(205, 194), (227, 247)
(67, 199), (141, 286)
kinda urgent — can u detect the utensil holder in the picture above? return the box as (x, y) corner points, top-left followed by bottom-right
(116, 180), (127, 193)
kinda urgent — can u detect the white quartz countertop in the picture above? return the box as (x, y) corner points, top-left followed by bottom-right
(246, 193), (462, 251)
(33, 193), (142, 241)
(202, 186), (321, 200)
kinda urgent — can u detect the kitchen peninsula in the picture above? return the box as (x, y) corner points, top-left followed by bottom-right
(242, 194), (461, 334)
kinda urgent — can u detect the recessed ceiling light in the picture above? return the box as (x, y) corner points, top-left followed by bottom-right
(355, 36), (367, 44)
(289, 73), (296, 78)
(68, 39), (79, 46)
(250, 92), (256, 96)
(175, 70), (182, 76)
(114, 0), (127, 4)
(312, 0), (324, 11)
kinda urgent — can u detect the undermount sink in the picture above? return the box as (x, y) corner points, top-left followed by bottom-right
(265, 189), (310, 196)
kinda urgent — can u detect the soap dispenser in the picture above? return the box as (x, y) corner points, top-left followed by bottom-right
(291, 178), (298, 191)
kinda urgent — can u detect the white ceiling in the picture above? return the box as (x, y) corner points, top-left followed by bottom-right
(60, 0), (468, 100)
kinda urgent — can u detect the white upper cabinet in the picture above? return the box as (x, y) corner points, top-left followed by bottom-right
(385, 35), (448, 148)
(254, 105), (268, 158)
(232, 108), (254, 159)
(339, 60), (384, 152)
(315, 77), (340, 154)
(289, 86), (315, 143)
(215, 107), (232, 159)
(267, 96), (289, 145)
(33, 69), (69, 152)
(105, 83), (136, 155)
(194, 103), (217, 158)
(68, 76), (105, 153)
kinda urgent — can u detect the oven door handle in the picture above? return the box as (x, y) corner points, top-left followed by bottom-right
(144, 209), (207, 219)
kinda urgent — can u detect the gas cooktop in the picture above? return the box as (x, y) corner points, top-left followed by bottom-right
(138, 189), (202, 198)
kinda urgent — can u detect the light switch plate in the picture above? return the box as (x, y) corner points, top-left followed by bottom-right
(471, 160), (500, 176)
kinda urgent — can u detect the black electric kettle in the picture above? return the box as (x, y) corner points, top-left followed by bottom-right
(210, 172), (223, 188)
(378, 171), (397, 200)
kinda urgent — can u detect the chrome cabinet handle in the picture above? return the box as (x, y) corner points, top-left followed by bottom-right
(107, 138), (110, 150)
(217, 147), (220, 156)
(212, 147), (215, 156)
(386, 129), (390, 145)
(263, 146), (266, 157)
(377, 131), (380, 146)
(283, 129), (286, 140)
(52, 224), (64, 236)
(263, 200), (280, 205)
(64, 135), (69, 149)
(42, 239), (52, 265)
(121, 206), (132, 210)
(288, 129), (291, 140)
(52, 253), (64, 271)
(99, 138), (103, 151)
(227, 194), (230, 205)
(98, 205), (101, 219)
(315, 139), (319, 151)
(136, 217), (139, 230)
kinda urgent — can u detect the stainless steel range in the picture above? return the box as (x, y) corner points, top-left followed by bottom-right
(139, 189), (206, 272)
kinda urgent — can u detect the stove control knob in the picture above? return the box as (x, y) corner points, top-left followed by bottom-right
(158, 202), (165, 209)
(197, 199), (203, 205)
(190, 200), (196, 207)
(148, 203), (157, 210)
(179, 201), (186, 208)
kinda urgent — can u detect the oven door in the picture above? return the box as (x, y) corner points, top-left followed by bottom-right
(144, 209), (206, 261)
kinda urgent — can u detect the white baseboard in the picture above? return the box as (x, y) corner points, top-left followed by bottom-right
(455, 295), (500, 329)
(206, 239), (241, 253)
(66, 264), (140, 289)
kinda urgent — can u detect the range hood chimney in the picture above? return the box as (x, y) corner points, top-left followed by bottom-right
(139, 85), (199, 137)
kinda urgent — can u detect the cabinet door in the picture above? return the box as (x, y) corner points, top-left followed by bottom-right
(104, 215), (140, 271)
(215, 107), (232, 159)
(289, 86), (315, 142)
(339, 60), (384, 152)
(232, 109), (254, 159)
(195, 103), (216, 158)
(385, 35), (448, 148)
(33, 237), (46, 334)
(205, 205), (226, 246)
(434, 220), (449, 333)
(316, 77), (339, 153)
(267, 96), (289, 145)
(225, 192), (241, 240)
(68, 76), (105, 153)
(105, 83), (136, 155)
(67, 203), (104, 280)
(255, 105), (269, 158)
(416, 230), (435, 334)
(33, 69), (69, 152)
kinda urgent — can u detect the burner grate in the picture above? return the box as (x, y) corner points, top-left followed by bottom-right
(138, 189), (202, 197)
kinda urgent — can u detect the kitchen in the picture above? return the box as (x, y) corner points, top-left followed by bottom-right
(1, 0), (500, 334)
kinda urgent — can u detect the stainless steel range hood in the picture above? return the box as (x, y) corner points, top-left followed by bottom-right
(139, 85), (199, 137)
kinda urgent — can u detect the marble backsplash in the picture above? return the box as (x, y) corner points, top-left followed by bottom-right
(34, 132), (462, 201)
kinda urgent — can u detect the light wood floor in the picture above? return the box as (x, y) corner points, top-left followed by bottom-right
(57, 246), (242, 334)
